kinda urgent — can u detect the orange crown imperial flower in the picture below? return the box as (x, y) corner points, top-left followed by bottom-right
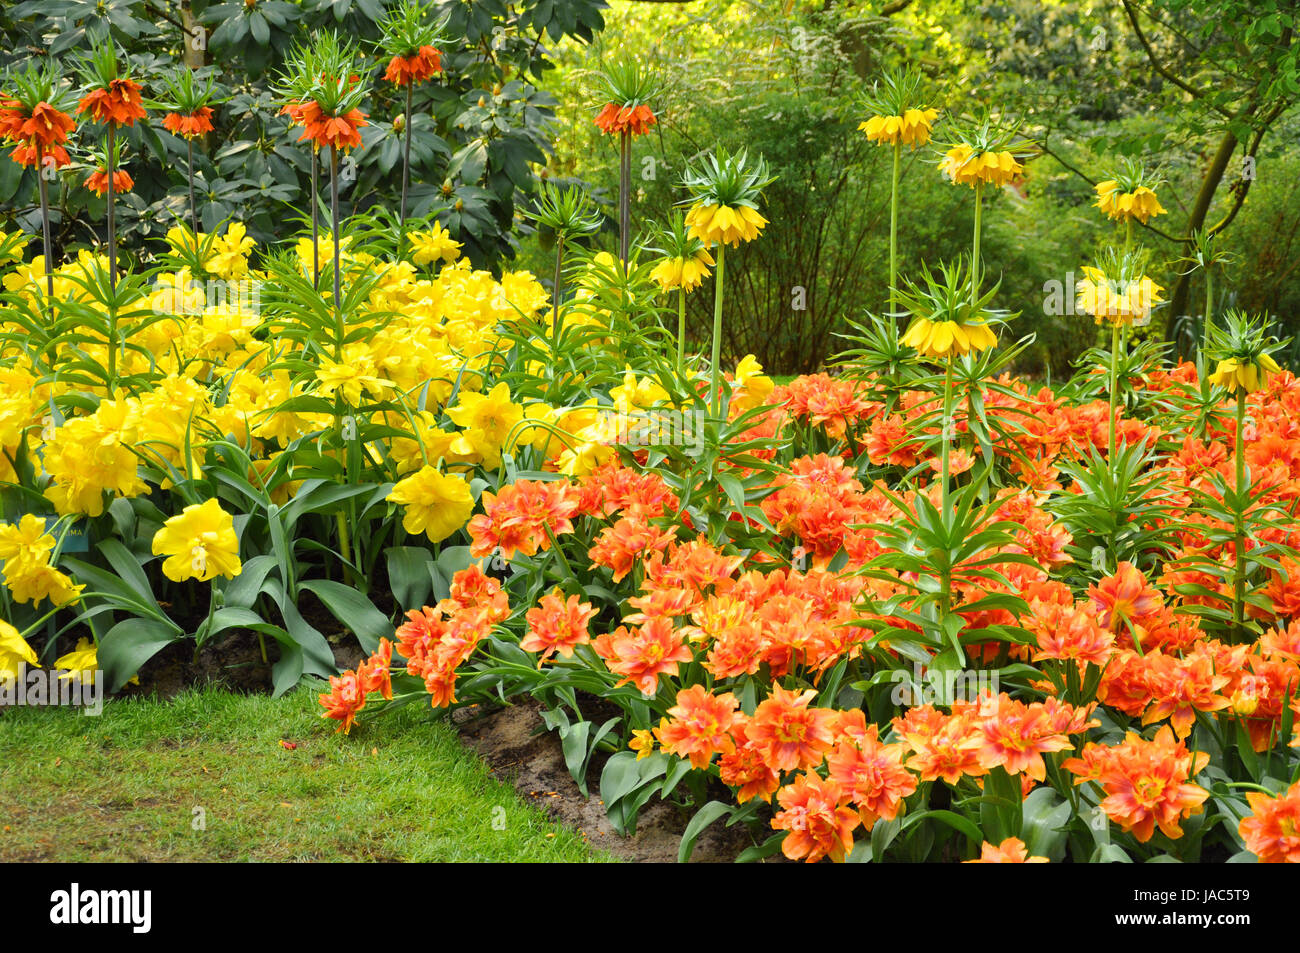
(85, 166), (133, 197)
(162, 107), (215, 139)
(2, 100), (77, 148)
(8, 142), (72, 170)
(297, 101), (369, 152)
(594, 102), (657, 137)
(77, 77), (147, 127)
(385, 46), (442, 86)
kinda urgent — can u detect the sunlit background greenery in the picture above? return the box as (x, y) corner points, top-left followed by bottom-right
(3, 0), (1297, 375)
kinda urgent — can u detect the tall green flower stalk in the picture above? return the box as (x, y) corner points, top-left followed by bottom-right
(277, 36), (355, 288)
(857, 67), (940, 317)
(36, 153), (55, 302)
(1176, 228), (1235, 365)
(286, 33), (369, 577)
(895, 260), (1008, 622)
(934, 111), (1031, 306)
(592, 59), (661, 266)
(522, 183), (602, 337)
(1075, 247), (1165, 462)
(379, 0), (446, 258)
(679, 148), (774, 420)
(75, 34), (147, 292)
(647, 210), (714, 375)
(970, 180), (983, 303)
(1204, 310), (1286, 638)
(0, 63), (75, 303)
(155, 67), (223, 237)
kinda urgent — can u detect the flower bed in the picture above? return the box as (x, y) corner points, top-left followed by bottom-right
(1, 34), (1298, 866)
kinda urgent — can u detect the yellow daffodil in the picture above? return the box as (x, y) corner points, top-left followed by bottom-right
(42, 395), (149, 517)
(611, 369), (669, 413)
(151, 498), (242, 583)
(0, 514), (56, 566)
(0, 620), (39, 682)
(629, 728), (656, 760)
(730, 354), (774, 412)
(519, 402), (558, 454)
(54, 637), (98, 683)
(387, 465), (475, 543)
(555, 436), (615, 477)
(3, 557), (84, 607)
(497, 270), (549, 321)
(315, 350), (395, 405)
(859, 107), (939, 148)
(409, 221), (462, 267)
(208, 222), (256, 280)
(0, 228), (30, 263)
(447, 381), (524, 469)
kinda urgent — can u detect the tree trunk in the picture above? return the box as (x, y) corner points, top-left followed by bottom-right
(1167, 128), (1237, 333)
(180, 2), (206, 69)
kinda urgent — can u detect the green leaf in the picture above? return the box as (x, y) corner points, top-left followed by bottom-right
(560, 720), (592, 795)
(736, 832), (786, 863)
(98, 618), (183, 692)
(678, 801), (734, 863)
(386, 546), (434, 613)
(299, 579), (392, 653)
(1021, 788), (1072, 862)
(909, 809), (984, 847)
(599, 750), (644, 808)
(96, 538), (162, 608)
(223, 553), (279, 609)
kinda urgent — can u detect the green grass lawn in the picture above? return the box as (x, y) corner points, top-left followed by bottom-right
(0, 686), (609, 862)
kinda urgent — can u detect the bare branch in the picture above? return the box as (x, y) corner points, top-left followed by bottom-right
(1120, 0), (1225, 114)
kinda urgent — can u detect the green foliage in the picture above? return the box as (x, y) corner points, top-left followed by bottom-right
(0, 0), (610, 265)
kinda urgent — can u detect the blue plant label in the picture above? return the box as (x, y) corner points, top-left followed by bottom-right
(45, 516), (89, 553)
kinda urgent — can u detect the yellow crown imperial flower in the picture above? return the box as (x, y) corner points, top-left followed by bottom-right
(940, 144), (1024, 187)
(900, 317), (998, 360)
(684, 202), (768, 248)
(650, 249), (715, 292)
(1075, 265), (1164, 328)
(1092, 160), (1168, 225)
(896, 259), (1005, 361)
(1208, 354), (1280, 394)
(859, 107), (939, 148)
